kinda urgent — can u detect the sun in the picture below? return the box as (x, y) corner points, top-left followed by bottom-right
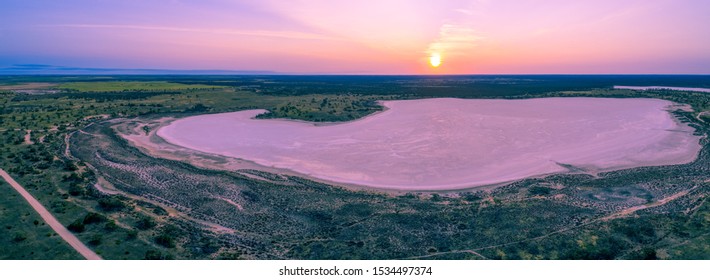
(429, 53), (441, 67)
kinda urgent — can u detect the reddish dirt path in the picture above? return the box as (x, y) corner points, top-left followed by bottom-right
(600, 185), (699, 221)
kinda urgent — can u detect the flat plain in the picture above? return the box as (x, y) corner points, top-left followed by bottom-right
(2, 75), (709, 260)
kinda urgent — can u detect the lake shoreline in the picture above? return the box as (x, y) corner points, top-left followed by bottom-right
(150, 97), (702, 191)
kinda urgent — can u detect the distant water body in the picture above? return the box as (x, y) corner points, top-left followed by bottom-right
(614, 86), (710, 93)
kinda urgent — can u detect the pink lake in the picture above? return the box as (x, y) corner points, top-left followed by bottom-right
(157, 98), (701, 190)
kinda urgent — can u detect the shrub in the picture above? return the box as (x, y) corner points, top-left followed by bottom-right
(125, 230), (138, 240)
(68, 183), (85, 196)
(98, 197), (125, 212)
(240, 190), (259, 202)
(152, 206), (169, 216)
(83, 212), (107, 225)
(88, 234), (102, 246)
(528, 186), (552, 196)
(462, 193), (482, 201)
(104, 220), (119, 232)
(144, 250), (173, 260)
(135, 215), (156, 230)
(67, 219), (85, 233)
(12, 232), (27, 242)
(155, 234), (176, 248)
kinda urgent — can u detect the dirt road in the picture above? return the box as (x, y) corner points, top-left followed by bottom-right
(600, 185), (699, 221)
(0, 168), (102, 260)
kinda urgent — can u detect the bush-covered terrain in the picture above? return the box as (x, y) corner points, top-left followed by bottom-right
(57, 81), (224, 93)
(1, 75), (709, 259)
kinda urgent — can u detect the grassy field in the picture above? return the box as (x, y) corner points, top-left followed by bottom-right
(57, 81), (224, 92)
(0, 83), (57, 90)
(1, 75), (708, 259)
(0, 179), (81, 259)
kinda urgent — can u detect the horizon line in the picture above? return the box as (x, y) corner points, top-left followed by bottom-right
(1, 65), (709, 76)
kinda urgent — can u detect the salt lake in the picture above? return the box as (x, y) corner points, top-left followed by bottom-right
(157, 98), (701, 190)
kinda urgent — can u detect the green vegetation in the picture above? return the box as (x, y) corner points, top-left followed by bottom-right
(97, 197), (126, 212)
(0, 180), (81, 259)
(57, 81), (224, 93)
(1, 75), (709, 259)
(256, 95), (386, 122)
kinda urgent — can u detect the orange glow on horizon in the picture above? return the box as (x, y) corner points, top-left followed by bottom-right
(429, 53), (441, 67)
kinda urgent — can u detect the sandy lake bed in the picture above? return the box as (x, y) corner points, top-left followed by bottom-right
(156, 97), (701, 190)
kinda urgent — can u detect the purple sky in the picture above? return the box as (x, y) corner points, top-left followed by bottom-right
(1, 0), (709, 74)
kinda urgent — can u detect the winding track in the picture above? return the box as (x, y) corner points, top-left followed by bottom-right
(406, 185), (701, 260)
(0, 168), (102, 260)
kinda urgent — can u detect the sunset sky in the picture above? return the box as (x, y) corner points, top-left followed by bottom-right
(1, 0), (709, 74)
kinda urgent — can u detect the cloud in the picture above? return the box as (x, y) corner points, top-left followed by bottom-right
(39, 24), (338, 41)
(427, 24), (483, 56)
(454, 8), (474, 15)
